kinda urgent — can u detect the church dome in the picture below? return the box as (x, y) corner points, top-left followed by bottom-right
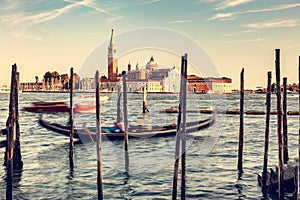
(146, 55), (158, 70)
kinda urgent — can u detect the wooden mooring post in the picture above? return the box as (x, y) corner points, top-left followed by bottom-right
(117, 85), (122, 123)
(69, 67), (74, 170)
(14, 72), (22, 169)
(122, 71), (129, 173)
(262, 71), (272, 190)
(297, 55), (300, 200)
(95, 71), (103, 199)
(143, 86), (149, 113)
(275, 49), (284, 199)
(6, 64), (22, 199)
(172, 55), (186, 200)
(237, 68), (244, 174)
(283, 77), (289, 164)
(181, 54), (188, 200)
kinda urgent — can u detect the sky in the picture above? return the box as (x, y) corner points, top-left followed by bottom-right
(1, 0), (300, 89)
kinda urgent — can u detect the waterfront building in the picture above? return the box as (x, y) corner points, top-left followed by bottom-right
(210, 77), (232, 94)
(187, 75), (232, 94)
(187, 75), (211, 94)
(79, 77), (95, 91)
(126, 80), (162, 92)
(20, 82), (43, 91)
(126, 57), (180, 92)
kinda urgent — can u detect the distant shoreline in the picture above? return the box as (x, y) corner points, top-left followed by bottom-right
(20, 90), (178, 94)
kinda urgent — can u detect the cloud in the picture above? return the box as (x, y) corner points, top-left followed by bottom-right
(63, 0), (121, 18)
(242, 19), (298, 29)
(138, 0), (161, 5)
(222, 29), (257, 37)
(105, 16), (124, 25)
(215, 0), (255, 10)
(198, 0), (218, 3)
(169, 20), (194, 24)
(0, 0), (122, 41)
(12, 2), (82, 25)
(244, 38), (261, 42)
(225, 38), (262, 43)
(208, 2), (300, 22)
(207, 13), (236, 21)
(244, 2), (300, 14)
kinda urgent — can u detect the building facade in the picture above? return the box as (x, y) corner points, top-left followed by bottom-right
(187, 75), (232, 94)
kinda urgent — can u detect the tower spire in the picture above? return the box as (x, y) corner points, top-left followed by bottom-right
(110, 29), (115, 46)
(108, 29), (118, 80)
(150, 54), (154, 61)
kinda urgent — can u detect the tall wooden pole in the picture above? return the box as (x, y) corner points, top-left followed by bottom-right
(6, 64), (17, 200)
(117, 85), (121, 123)
(237, 68), (244, 173)
(283, 77), (289, 164)
(143, 86), (148, 113)
(172, 55), (185, 200)
(181, 54), (188, 200)
(95, 71), (103, 199)
(69, 67), (74, 170)
(14, 72), (22, 169)
(262, 71), (272, 190)
(297, 56), (300, 200)
(275, 49), (284, 199)
(122, 71), (129, 173)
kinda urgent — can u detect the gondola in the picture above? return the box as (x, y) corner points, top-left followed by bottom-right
(38, 115), (215, 142)
(23, 101), (69, 113)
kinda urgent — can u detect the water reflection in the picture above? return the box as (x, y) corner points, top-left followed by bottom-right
(236, 172), (246, 199)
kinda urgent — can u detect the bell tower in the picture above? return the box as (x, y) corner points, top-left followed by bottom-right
(108, 29), (118, 80)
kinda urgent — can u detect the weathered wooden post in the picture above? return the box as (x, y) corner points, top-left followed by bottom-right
(143, 86), (148, 113)
(172, 55), (185, 200)
(117, 85), (122, 123)
(181, 54), (188, 200)
(14, 72), (23, 169)
(262, 71), (272, 190)
(95, 71), (103, 199)
(283, 77), (289, 164)
(297, 56), (300, 200)
(6, 64), (17, 200)
(275, 49), (284, 199)
(122, 71), (129, 173)
(69, 67), (74, 170)
(237, 68), (244, 173)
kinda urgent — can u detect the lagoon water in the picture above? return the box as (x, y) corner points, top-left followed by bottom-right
(0, 92), (299, 199)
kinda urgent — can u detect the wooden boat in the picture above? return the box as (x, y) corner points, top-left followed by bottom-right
(74, 95), (109, 113)
(23, 101), (69, 113)
(75, 104), (96, 113)
(257, 161), (296, 193)
(0, 85), (10, 94)
(0, 85), (22, 94)
(38, 115), (215, 142)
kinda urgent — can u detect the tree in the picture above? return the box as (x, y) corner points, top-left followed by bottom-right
(51, 71), (60, 90)
(60, 74), (69, 90)
(43, 71), (52, 90)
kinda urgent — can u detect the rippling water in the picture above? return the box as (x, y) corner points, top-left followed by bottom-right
(0, 92), (299, 199)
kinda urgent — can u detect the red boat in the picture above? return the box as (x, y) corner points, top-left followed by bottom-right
(75, 104), (96, 113)
(23, 101), (69, 113)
